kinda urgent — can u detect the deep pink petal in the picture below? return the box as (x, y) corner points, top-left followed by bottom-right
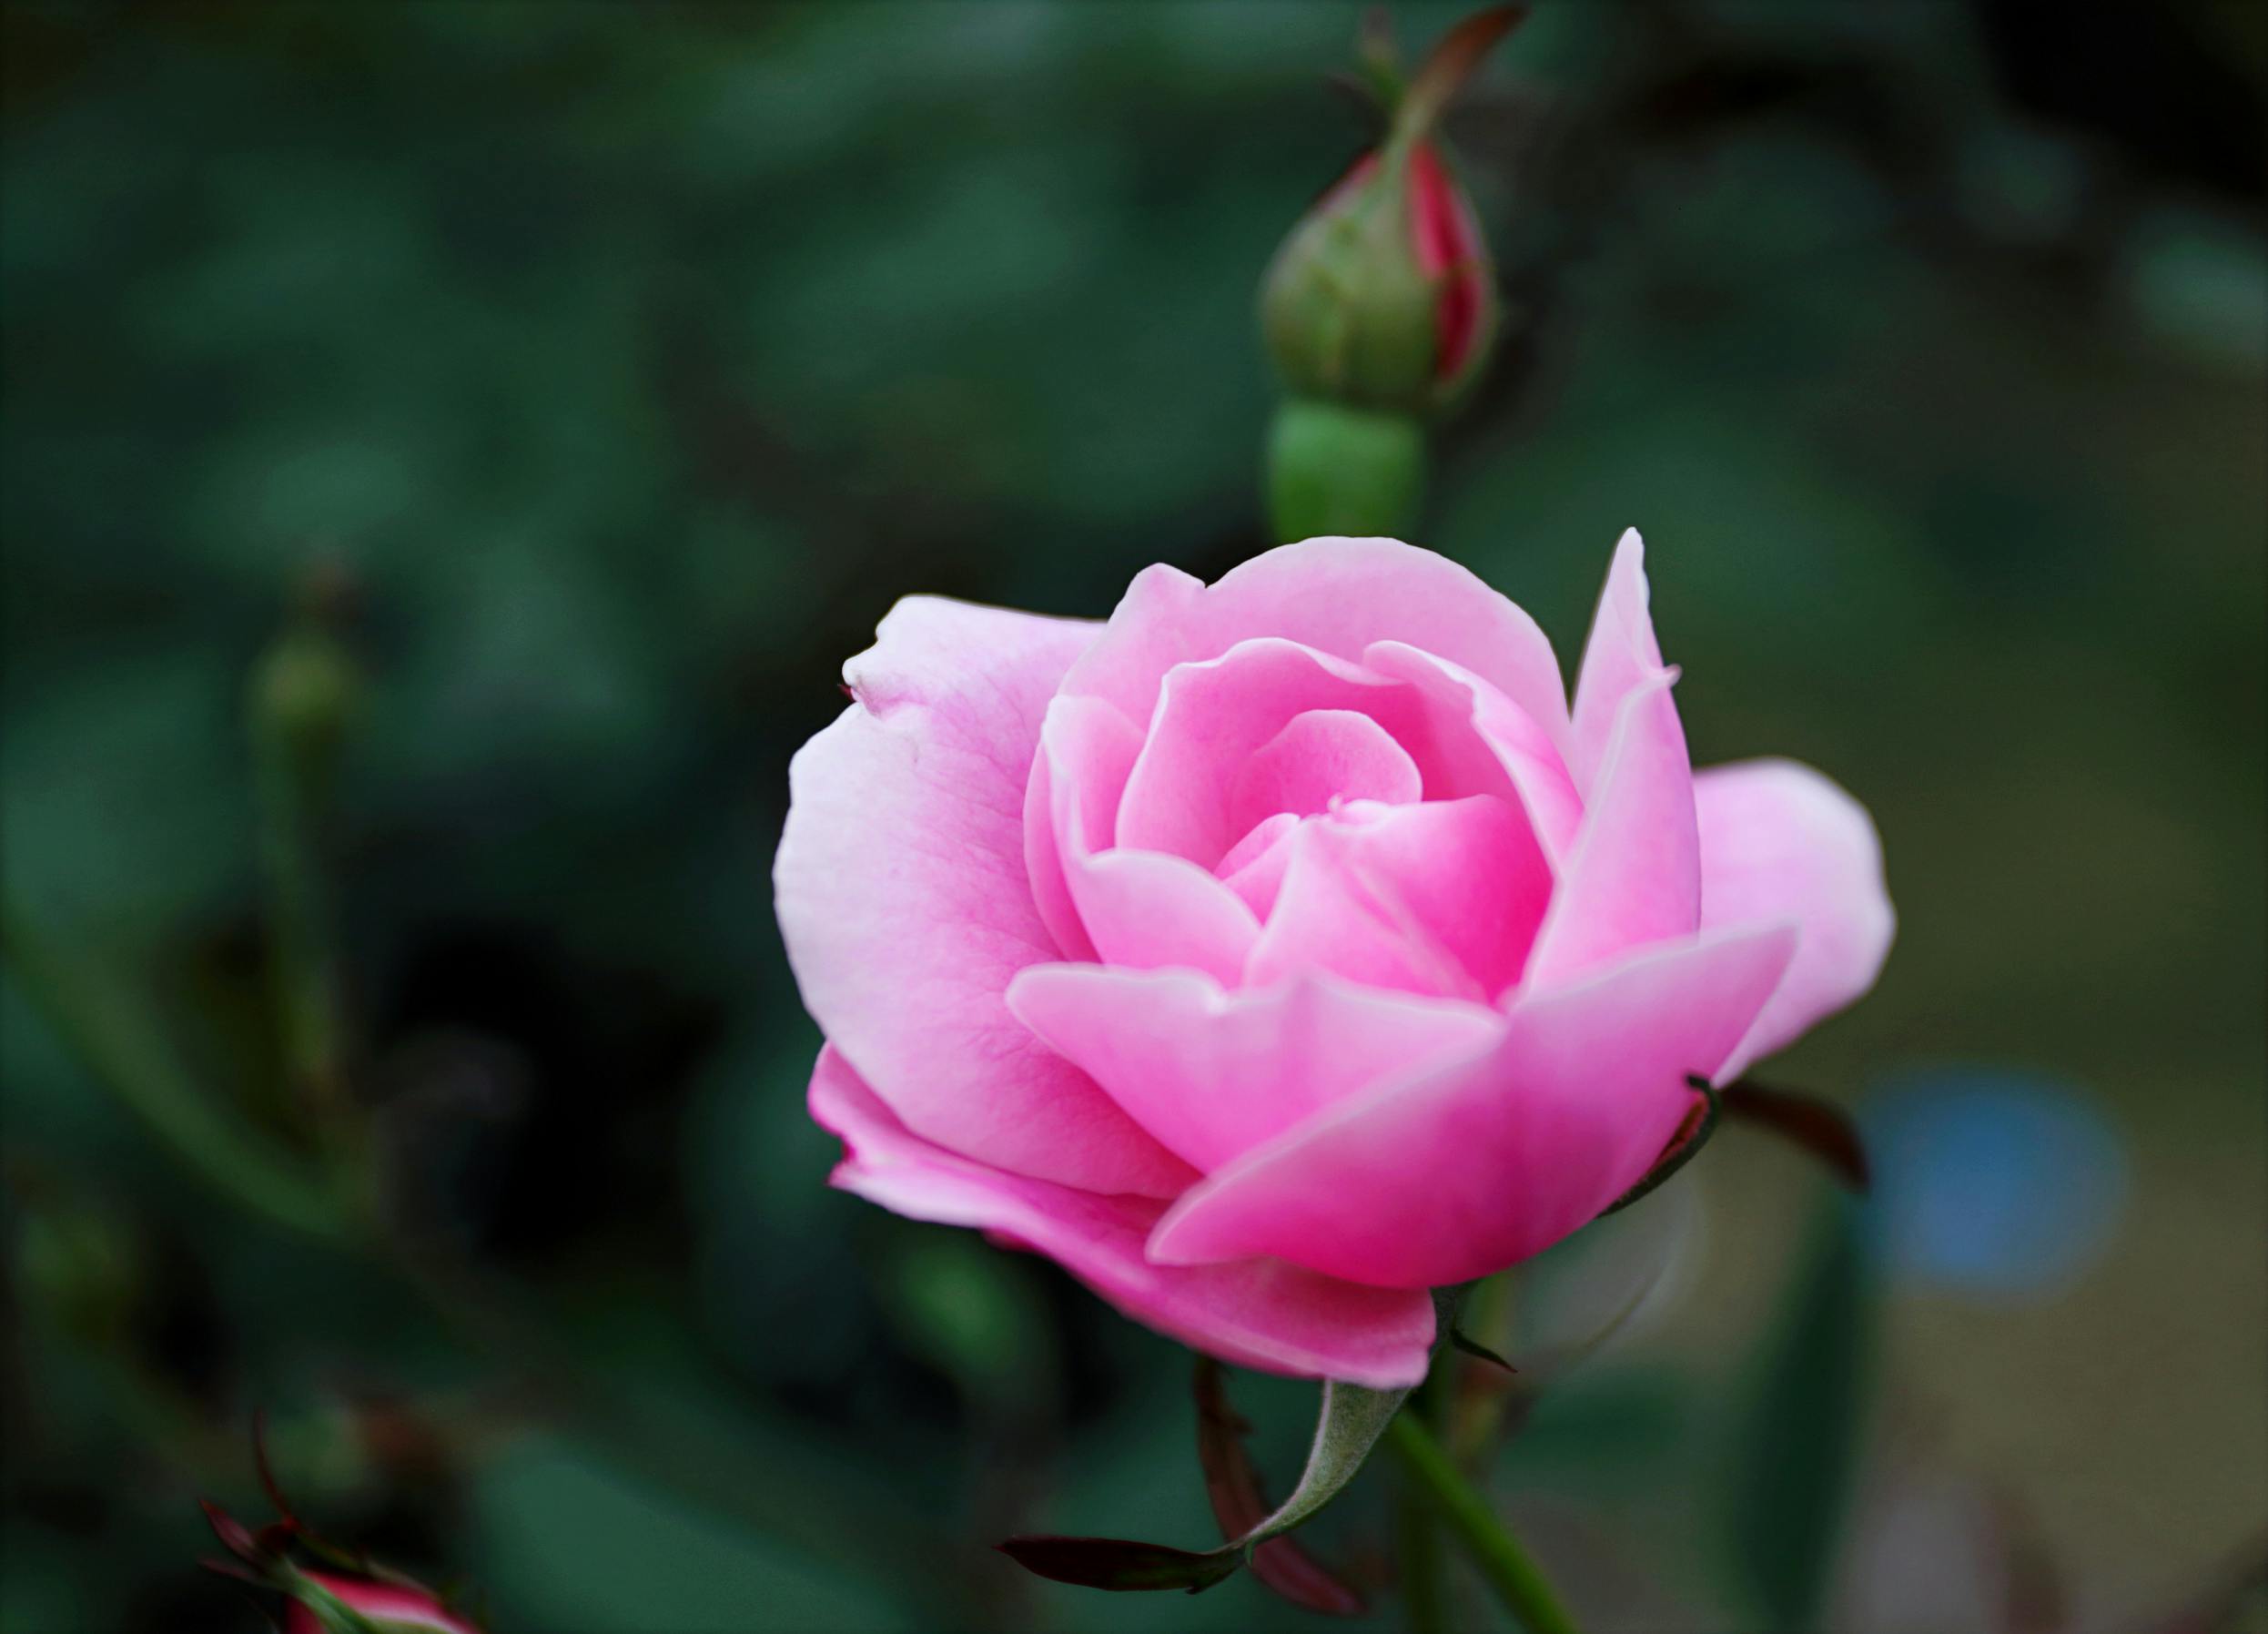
(1038, 695), (1262, 983)
(1116, 639), (1422, 867)
(1228, 709), (1423, 837)
(809, 1048), (1435, 1386)
(1363, 640), (1584, 866)
(1696, 758), (1895, 1079)
(1244, 795), (1553, 1001)
(1061, 538), (1568, 757)
(1007, 964), (1504, 1172)
(1524, 670), (1700, 986)
(1149, 925), (1799, 1288)
(1568, 529), (1666, 793)
(775, 597), (1194, 1198)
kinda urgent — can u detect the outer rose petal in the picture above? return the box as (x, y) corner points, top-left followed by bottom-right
(1696, 758), (1895, 1080)
(809, 1048), (1435, 1386)
(1060, 538), (1568, 756)
(1006, 964), (1504, 1172)
(1524, 670), (1701, 987)
(775, 597), (1195, 1199)
(1148, 924), (1798, 1288)
(1569, 528), (1667, 793)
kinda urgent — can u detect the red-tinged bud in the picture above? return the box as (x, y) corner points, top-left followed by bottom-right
(1407, 140), (1495, 399)
(1258, 6), (1525, 542)
(200, 1423), (485, 1634)
(1260, 137), (1499, 416)
(284, 1571), (483, 1634)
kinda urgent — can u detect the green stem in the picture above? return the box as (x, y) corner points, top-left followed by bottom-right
(248, 619), (359, 1156)
(0, 895), (349, 1242)
(1385, 1410), (1580, 1634)
(1398, 1342), (1461, 1631)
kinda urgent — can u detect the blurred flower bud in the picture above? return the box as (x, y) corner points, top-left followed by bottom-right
(202, 1423), (485, 1634)
(1261, 137), (1498, 415)
(284, 1571), (482, 1634)
(1258, 6), (1524, 543)
(251, 559), (363, 762)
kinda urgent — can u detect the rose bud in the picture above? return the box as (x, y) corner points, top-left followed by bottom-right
(284, 1571), (482, 1634)
(200, 1440), (484, 1634)
(1259, 7), (1522, 541)
(1261, 137), (1497, 418)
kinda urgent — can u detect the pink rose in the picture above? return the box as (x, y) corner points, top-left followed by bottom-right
(775, 533), (1891, 1387)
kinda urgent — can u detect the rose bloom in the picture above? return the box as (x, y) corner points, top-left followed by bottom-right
(775, 534), (1891, 1386)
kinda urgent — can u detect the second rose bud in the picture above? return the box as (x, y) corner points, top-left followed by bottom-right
(1259, 8), (1519, 542)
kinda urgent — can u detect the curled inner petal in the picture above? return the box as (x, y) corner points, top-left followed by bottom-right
(1244, 795), (1552, 1001)
(1228, 708), (1423, 837)
(1217, 812), (1301, 920)
(1116, 638), (1423, 868)
(1034, 695), (1261, 986)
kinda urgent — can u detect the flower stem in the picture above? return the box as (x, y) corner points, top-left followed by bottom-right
(247, 595), (361, 1160)
(1395, 1356), (1454, 1633)
(0, 893), (350, 1243)
(1384, 1409), (1580, 1634)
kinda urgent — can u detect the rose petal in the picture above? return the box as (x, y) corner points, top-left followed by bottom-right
(1116, 639), (1422, 867)
(1007, 963), (1504, 1171)
(1228, 708), (1423, 837)
(1038, 695), (1262, 984)
(1218, 812), (1301, 919)
(1245, 796), (1553, 1000)
(1022, 708), (1110, 962)
(1148, 923), (1800, 1288)
(1062, 539), (1568, 757)
(1696, 758), (1896, 1080)
(1363, 640), (1584, 866)
(1524, 669), (1700, 987)
(776, 596), (1195, 1197)
(809, 1048), (1435, 1386)
(1568, 528), (1666, 794)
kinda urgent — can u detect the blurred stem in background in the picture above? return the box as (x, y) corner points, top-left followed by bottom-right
(247, 557), (364, 1173)
(4, 885), (1000, 1625)
(2, 580), (1005, 1629)
(0, 897), (351, 1243)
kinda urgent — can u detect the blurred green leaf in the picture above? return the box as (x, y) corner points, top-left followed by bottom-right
(1728, 1196), (1878, 1630)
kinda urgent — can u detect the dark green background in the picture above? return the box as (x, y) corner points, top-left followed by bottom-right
(4, 3), (2262, 1629)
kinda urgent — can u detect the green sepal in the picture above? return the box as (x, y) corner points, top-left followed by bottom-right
(1598, 1075), (1722, 1217)
(998, 1365), (1409, 1598)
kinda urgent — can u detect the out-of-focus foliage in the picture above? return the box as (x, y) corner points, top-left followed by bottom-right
(2, 3), (2261, 1629)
